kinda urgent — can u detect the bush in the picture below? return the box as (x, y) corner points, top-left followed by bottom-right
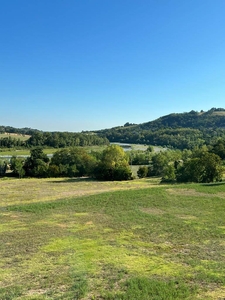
(137, 166), (148, 178)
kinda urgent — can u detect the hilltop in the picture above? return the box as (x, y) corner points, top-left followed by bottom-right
(96, 108), (225, 132)
(138, 107), (225, 130)
(95, 108), (225, 149)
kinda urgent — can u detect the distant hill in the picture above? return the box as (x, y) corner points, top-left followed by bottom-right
(138, 108), (225, 130)
(95, 108), (225, 149)
(0, 125), (40, 136)
(0, 127), (108, 149)
(1, 108), (225, 150)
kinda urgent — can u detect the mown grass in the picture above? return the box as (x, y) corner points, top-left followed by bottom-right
(0, 178), (225, 299)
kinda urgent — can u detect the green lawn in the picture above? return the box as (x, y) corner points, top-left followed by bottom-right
(0, 178), (225, 299)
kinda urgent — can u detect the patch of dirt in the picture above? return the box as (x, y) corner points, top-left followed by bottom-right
(26, 288), (49, 295)
(217, 192), (225, 198)
(57, 223), (68, 228)
(201, 286), (225, 299)
(85, 221), (93, 225)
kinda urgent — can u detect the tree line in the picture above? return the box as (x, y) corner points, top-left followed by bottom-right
(1, 138), (225, 183)
(96, 127), (225, 150)
(0, 131), (109, 149)
(136, 139), (225, 183)
(7, 145), (132, 181)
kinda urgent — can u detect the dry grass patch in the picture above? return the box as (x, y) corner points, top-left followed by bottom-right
(167, 188), (225, 200)
(176, 215), (197, 220)
(166, 188), (212, 197)
(199, 287), (225, 300)
(0, 177), (158, 208)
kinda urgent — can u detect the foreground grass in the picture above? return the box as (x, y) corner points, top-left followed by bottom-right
(0, 178), (225, 299)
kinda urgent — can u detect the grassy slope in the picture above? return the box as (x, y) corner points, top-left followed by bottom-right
(0, 133), (30, 141)
(0, 178), (225, 299)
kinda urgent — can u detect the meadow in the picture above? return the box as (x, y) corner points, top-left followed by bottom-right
(0, 177), (225, 299)
(0, 145), (108, 157)
(0, 133), (30, 141)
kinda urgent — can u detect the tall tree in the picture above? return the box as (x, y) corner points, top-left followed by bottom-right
(94, 145), (132, 180)
(10, 156), (25, 178)
(0, 159), (7, 176)
(23, 147), (49, 177)
(50, 147), (96, 177)
(176, 151), (223, 183)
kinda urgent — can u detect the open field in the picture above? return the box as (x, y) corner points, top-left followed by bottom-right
(0, 148), (58, 157)
(0, 144), (163, 157)
(0, 133), (30, 141)
(0, 178), (225, 299)
(0, 146), (108, 157)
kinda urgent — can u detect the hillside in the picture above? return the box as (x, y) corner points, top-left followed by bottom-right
(1, 108), (225, 150)
(95, 108), (225, 149)
(138, 107), (225, 130)
(0, 125), (40, 136)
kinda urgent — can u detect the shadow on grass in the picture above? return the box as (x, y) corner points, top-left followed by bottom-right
(49, 177), (95, 184)
(201, 181), (225, 187)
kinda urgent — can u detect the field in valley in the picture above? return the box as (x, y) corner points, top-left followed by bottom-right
(0, 177), (225, 299)
(0, 146), (107, 157)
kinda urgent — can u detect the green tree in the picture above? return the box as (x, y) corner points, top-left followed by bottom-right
(0, 159), (7, 176)
(24, 147), (49, 177)
(150, 152), (170, 176)
(10, 156), (25, 178)
(211, 139), (225, 159)
(146, 146), (153, 152)
(33, 159), (49, 177)
(176, 151), (223, 183)
(161, 164), (176, 182)
(137, 166), (148, 178)
(50, 147), (95, 177)
(48, 164), (60, 177)
(94, 145), (132, 181)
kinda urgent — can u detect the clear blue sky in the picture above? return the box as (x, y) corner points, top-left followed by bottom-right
(1, 0), (225, 132)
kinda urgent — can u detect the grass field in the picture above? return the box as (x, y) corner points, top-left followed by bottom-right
(0, 146), (108, 157)
(0, 133), (30, 141)
(0, 148), (58, 156)
(0, 177), (225, 299)
(0, 144), (162, 157)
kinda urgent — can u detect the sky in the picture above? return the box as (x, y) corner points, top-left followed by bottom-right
(1, 0), (225, 132)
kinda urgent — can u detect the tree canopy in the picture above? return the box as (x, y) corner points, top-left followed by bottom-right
(94, 145), (132, 181)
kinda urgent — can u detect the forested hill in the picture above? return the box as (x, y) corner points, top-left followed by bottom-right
(2, 108), (225, 150)
(0, 128), (109, 149)
(138, 108), (225, 130)
(95, 108), (225, 149)
(0, 126), (40, 136)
